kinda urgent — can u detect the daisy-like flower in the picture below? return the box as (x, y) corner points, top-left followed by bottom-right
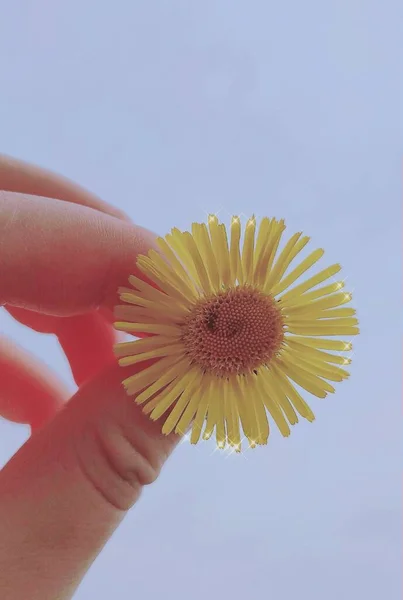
(114, 215), (359, 452)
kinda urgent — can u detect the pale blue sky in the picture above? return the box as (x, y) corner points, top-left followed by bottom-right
(0, 1), (402, 598)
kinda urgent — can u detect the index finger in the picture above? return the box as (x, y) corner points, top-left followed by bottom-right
(0, 153), (131, 222)
(0, 191), (157, 316)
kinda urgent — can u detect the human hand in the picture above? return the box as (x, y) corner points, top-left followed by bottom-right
(0, 155), (179, 600)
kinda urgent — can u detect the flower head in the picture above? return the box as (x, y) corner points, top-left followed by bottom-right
(114, 215), (359, 452)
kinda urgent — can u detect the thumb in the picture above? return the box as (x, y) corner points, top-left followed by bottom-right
(0, 362), (179, 600)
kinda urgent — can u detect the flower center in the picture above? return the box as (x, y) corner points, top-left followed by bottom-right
(181, 285), (284, 377)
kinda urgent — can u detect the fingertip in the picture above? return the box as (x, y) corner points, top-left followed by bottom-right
(0, 336), (69, 429)
(0, 193), (158, 316)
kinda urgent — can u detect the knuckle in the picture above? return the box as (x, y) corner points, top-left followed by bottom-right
(74, 421), (163, 511)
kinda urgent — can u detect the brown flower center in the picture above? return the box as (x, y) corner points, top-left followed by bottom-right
(181, 285), (284, 377)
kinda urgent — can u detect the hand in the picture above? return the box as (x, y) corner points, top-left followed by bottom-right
(0, 155), (179, 600)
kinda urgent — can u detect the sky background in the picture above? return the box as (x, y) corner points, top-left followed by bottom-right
(0, 1), (402, 598)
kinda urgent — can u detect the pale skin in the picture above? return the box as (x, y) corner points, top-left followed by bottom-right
(0, 154), (180, 599)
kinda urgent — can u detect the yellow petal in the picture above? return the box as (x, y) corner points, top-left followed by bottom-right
(118, 285), (135, 296)
(208, 217), (231, 288)
(315, 307), (356, 319)
(149, 371), (200, 421)
(255, 219), (285, 286)
(254, 217), (271, 265)
(118, 343), (184, 367)
(203, 382), (220, 440)
(136, 359), (193, 406)
(287, 317), (359, 330)
(282, 349), (349, 382)
(242, 216), (256, 284)
(244, 373), (269, 443)
(223, 381), (234, 445)
(156, 237), (199, 296)
(230, 216), (243, 285)
(191, 223), (221, 291)
(271, 248), (325, 296)
(215, 406), (226, 448)
(114, 322), (181, 337)
(137, 256), (192, 306)
(285, 338), (352, 365)
(287, 336), (353, 352)
(190, 376), (211, 444)
(216, 224), (232, 287)
(264, 371), (299, 425)
(286, 325), (359, 336)
(175, 390), (202, 435)
(288, 307), (356, 320)
(118, 292), (185, 318)
(264, 232), (304, 290)
(182, 231), (212, 294)
(162, 372), (201, 435)
(276, 358), (333, 398)
(224, 381), (242, 449)
(285, 292), (353, 315)
(165, 229), (200, 285)
(123, 355), (188, 397)
(283, 281), (344, 306)
(253, 217), (272, 282)
(114, 335), (179, 359)
(258, 374), (291, 437)
(278, 263), (342, 304)
(271, 364), (315, 421)
(127, 274), (186, 311)
(114, 304), (183, 325)
(148, 249), (197, 299)
(233, 376), (255, 441)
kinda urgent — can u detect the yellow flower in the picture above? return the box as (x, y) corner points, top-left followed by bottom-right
(114, 215), (359, 452)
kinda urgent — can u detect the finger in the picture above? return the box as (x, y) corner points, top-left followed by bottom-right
(0, 153), (130, 222)
(0, 336), (69, 429)
(0, 155), (141, 393)
(0, 154), (133, 383)
(0, 191), (158, 317)
(0, 362), (180, 600)
(56, 312), (118, 386)
(4, 307), (118, 388)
